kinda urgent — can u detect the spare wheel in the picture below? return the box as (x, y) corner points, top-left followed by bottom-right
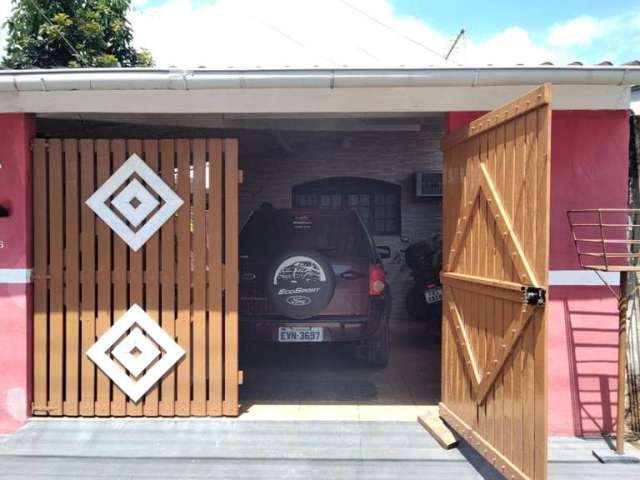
(266, 249), (336, 320)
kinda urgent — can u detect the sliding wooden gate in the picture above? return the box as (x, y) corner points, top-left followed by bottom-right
(440, 85), (551, 480)
(32, 138), (239, 417)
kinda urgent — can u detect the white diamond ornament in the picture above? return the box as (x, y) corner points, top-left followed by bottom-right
(111, 328), (161, 378)
(110, 179), (160, 228)
(86, 304), (185, 402)
(85, 154), (183, 251)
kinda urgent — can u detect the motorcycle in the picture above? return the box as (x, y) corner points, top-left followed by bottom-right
(403, 235), (443, 335)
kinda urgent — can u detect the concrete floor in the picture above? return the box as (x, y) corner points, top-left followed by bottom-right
(1, 419), (639, 479)
(239, 311), (441, 421)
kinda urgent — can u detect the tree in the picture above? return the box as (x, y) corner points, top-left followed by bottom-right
(2, 0), (153, 69)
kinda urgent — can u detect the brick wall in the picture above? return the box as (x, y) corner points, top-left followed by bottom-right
(239, 120), (445, 322)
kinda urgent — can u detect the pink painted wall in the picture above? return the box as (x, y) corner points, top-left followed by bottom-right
(446, 109), (629, 436)
(0, 113), (36, 434)
(548, 286), (620, 436)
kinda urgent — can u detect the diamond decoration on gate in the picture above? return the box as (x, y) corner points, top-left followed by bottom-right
(86, 304), (185, 402)
(86, 153), (183, 251)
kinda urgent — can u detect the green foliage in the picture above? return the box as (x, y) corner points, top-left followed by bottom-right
(2, 0), (154, 69)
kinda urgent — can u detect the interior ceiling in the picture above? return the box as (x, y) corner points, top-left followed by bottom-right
(36, 113), (444, 158)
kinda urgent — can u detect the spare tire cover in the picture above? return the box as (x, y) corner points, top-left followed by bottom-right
(267, 249), (336, 319)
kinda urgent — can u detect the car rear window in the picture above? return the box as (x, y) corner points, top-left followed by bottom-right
(240, 210), (371, 259)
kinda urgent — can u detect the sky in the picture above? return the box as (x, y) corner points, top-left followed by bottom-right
(1, 0), (639, 68)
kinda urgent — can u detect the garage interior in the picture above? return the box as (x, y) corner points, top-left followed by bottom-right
(38, 112), (446, 421)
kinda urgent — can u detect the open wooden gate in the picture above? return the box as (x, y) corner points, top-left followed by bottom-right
(440, 85), (551, 480)
(32, 138), (239, 417)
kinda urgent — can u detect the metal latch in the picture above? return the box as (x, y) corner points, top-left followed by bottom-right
(524, 286), (546, 306)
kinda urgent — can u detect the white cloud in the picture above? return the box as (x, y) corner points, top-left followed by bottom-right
(548, 15), (617, 48)
(130, 0), (452, 68)
(467, 27), (555, 66)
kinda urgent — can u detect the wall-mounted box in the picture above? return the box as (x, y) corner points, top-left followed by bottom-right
(415, 171), (442, 197)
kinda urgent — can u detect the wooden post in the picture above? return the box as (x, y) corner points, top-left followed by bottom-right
(617, 270), (628, 454)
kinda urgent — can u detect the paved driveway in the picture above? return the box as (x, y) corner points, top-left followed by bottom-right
(2, 419), (640, 479)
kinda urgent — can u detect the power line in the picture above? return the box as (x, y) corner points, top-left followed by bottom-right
(249, 16), (343, 67)
(338, 0), (448, 62)
(26, 0), (81, 60)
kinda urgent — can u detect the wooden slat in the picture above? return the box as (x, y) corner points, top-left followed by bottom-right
(32, 139), (48, 415)
(191, 139), (207, 415)
(207, 140), (224, 415)
(94, 139), (112, 416)
(79, 139), (96, 416)
(126, 139), (145, 416)
(159, 139), (176, 416)
(175, 139), (191, 416)
(142, 139), (160, 417)
(479, 164), (538, 286)
(445, 289), (482, 388)
(441, 272), (523, 293)
(522, 110), (537, 478)
(48, 139), (64, 416)
(441, 84), (551, 151)
(63, 139), (80, 416)
(111, 139), (128, 416)
(494, 123), (506, 454)
(223, 139), (240, 416)
(534, 103), (551, 479)
(511, 114), (526, 471)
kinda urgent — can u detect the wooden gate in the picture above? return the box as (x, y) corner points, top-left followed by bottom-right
(440, 85), (551, 480)
(32, 138), (239, 417)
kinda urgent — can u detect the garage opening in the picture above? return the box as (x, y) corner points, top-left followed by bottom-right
(35, 112), (447, 421)
(233, 116), (445, 421)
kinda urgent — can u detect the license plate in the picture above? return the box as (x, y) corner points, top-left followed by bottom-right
(278, 326), (323, 342)
(424, 287), (442, 304)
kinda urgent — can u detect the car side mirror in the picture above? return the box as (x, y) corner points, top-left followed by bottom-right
(377, 245), (391, 259)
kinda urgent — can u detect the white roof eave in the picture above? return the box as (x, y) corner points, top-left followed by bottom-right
(0, 66), (638, 92)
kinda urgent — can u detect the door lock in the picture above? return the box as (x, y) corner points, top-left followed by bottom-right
(524, 286), (546, 306)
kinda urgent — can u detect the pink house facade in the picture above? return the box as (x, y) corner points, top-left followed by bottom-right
(0, 66), (637, 438)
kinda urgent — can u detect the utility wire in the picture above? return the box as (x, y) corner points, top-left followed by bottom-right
(338, 0), (448, 62)
(250, 15), (343, 67)
(26, 0), (81, 60)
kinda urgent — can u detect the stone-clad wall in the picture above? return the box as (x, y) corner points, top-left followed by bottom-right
(238, 120), (444, 322)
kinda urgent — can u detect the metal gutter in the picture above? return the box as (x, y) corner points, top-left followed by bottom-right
(0, 66), (638, 92)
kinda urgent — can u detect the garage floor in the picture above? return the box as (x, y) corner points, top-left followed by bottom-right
(239, 312), (440, 421)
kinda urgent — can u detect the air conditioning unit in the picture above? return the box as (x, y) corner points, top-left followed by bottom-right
(415, 172), (442, 197)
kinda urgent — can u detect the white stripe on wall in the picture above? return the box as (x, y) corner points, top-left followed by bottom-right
(549, 270), (620, 286)
(0, 268), (33, 284)
(0, 268), (622, 286)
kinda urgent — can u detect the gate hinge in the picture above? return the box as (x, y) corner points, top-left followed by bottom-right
(238, 370), (244, 385)
(238, 169), (244, 184)
(523, 286), (546, 306)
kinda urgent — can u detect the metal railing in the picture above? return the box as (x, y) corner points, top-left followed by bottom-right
(567, 208), (639, 453)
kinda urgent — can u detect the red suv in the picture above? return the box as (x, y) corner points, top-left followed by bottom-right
(239, 206), (391, 366)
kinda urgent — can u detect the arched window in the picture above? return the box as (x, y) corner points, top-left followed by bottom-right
(292, 177), (401, 235)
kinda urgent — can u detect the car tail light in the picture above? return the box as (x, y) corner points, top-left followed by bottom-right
(369, 264), (385, 296)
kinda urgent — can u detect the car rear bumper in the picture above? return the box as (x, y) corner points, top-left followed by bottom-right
(240, 314), (381, 343)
